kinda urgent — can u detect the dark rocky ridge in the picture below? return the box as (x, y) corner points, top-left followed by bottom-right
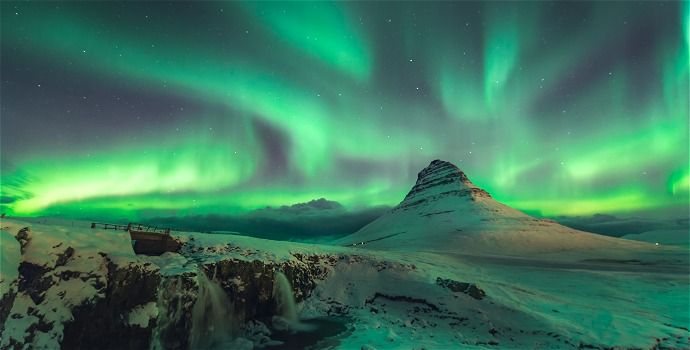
(0, 292), (15, 336)
(406, 161), (471, 198)
(61, 259), (160, 350)
(405, 160), (491, 199)
(0, 227), (340, 350)
(396, 160), (491, 212)
(436, 277), (486, 300)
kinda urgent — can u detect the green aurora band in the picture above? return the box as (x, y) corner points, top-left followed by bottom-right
(1, 1), (688, 220)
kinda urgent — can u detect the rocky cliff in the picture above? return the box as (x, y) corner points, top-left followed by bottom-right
(1, 225), (161, 349)
(0, 221), (340, 349)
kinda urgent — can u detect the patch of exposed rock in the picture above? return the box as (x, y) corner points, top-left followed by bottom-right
(436, 277), (486, 300)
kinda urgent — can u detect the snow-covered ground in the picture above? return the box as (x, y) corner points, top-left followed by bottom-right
(1, 217), (688, 349)
(0, 230), (20, 300)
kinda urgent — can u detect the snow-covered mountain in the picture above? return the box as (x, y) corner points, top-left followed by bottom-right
(337, 160), (647, 255)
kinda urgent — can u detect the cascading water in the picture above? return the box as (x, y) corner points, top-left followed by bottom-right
(189, 268), (236, 349)
(149, 264), (344, 350)
(151, 276), (188, 350)
(150, 264), (242, 350)
(272, 271), (298, 324)
(272, 271), (317, 333)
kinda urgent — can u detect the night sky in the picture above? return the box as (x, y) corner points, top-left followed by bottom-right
(1, 1), (688, 221)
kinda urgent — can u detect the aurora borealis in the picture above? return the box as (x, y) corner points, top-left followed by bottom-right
(1, 1), (688, 221)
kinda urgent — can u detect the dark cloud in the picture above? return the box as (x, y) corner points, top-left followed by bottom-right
(145, 198), (388, 242)
(251, 117), (292, 181)
(0, 196), (17, 204)
(553, 213), (689, 237)
(257, 198), (344, 214)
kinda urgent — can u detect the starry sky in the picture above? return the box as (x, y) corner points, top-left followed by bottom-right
(1, 1), (688, 222)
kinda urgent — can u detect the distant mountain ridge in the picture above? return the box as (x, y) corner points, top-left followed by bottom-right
(337, 160), (648, 256)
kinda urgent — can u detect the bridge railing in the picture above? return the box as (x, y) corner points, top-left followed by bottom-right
(128, 223), (171, 234)
(90, 222), (171, 234)
(90, 222), (129, 231)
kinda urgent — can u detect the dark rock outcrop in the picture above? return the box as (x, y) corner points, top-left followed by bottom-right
(16, 262), (52, 305)
(15, 227), (30, 254)
(436, 277), (486, 300)
(0, 288), (16, 334)
(61, 259), (160, 349)
(365, 292), (441, 312)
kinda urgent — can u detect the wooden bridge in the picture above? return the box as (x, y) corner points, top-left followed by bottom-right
(91, 222), (180, 256)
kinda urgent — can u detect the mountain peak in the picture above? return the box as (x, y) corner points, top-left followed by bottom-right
(337, 159), (638, 255)
(399, 160), (490, 210)
(419, 159), (473, 185)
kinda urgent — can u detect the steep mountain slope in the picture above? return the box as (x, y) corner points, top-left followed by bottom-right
(337, 160), (648, 255)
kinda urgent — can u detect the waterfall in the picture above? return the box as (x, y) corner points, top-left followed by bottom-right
(189, 268), (235, 349)
(272, 271), (298, 324)
(272, 271), (317, 333)
(151, 276), (187, 350)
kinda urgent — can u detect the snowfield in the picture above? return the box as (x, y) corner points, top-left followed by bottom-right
(1, 217), (687, 349)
